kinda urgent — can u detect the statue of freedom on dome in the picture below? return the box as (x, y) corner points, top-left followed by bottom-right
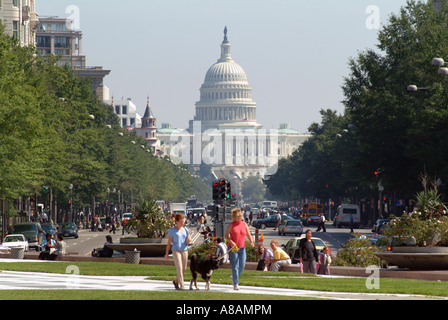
(223, 26), (228, 43)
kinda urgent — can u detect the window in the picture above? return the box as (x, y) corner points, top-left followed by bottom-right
(12, 0), (18, 7)
(12, 21), (19, 39)
(122, 118), (127, 127)
(122, 105), (127, 115)
(36, 36), (51, 48)
(115, 105), (120, 114)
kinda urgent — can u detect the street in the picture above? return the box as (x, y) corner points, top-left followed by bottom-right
(63, 228), (125, 256)
(260, 222), (367, 253)
(63, 221), (366, 257)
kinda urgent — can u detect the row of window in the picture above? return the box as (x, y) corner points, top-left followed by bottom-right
(36, 36), (72, 48)
(115, 105), (128, 115)
(121, 117), (135, 127)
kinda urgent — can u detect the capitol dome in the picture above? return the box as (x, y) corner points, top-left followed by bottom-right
(192, 27), (261, 131)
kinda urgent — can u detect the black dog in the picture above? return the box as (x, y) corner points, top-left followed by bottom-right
(189, 253), (220, 291)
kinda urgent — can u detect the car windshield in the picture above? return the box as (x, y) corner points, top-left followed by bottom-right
(60, 223), (74, 229)
(4, 236), (24, 242)
(42, 225), (55, 232)
(313, 239), (325, 247)
(287, 221), (302, 226)
(12, 225), (36, 232)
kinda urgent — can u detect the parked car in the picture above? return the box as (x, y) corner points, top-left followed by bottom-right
(371, 218), (391, 233)
(278, 220), (303, 236)
(2, 234), (29, 252)
(58, 222), (78, 238)
(282, 236), (327, 264)
(41, 223), (58, 239)
(252, 214), (295, 229)
(10, 222), (44, 251)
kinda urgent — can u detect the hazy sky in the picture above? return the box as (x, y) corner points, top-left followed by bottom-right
(36, 0), (409, 132)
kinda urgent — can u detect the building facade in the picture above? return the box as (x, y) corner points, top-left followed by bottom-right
(136, 97), (159, 152)
(36, 17), (110, 100)
(0, 0), (38, 46)
(104, 98), (142, 130)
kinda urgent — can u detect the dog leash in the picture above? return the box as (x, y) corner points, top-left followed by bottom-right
(216, 244), (239, 261)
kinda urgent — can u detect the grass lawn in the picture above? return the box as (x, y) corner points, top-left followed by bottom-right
(0, 261), (447, 299)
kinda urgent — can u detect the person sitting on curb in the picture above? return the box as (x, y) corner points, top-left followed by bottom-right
(266, 240), (291, 272)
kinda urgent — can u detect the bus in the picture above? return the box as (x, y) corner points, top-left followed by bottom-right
(301, 203), (324, 226)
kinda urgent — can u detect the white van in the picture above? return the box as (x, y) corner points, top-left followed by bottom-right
(335, 204), (360, 228)
(261, 201), (277, 209)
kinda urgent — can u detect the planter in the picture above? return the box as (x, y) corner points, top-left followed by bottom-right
(375, 246), (448, 270)
(120, 238), (168, 244)
(106, 238), (168, 257)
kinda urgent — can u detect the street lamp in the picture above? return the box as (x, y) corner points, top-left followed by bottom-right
(407, 85), (429, 92)
(69, 183), (73, 222)
(431, 58), (448, 75)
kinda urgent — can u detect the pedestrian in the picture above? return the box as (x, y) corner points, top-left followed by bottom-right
(349, 213), (354, 233)
(267, 240), (291, 272)
(225, 208), (255, 290)
(209, 237), (229, 266)
(274, 211), (281, 230)
(257, 244), (273, 271)
(165, 213), (192, 290)
(39, 233), (55, 260)
(296, 229), (319, 274)
(96, 235), (114, 257)
(317, 246), (332, 275)
(48, 235), (67, 260)
(316, 214), (326, 232)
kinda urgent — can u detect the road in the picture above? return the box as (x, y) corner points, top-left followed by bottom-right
(63, 227), (125, 256)
(64, 221), (365, 256)
(250, 220), (368, 253)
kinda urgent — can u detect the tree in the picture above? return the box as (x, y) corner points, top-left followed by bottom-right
(342, 0), (448, 198)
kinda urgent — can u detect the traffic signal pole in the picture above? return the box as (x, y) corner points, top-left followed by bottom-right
(211, 179), (235, 238)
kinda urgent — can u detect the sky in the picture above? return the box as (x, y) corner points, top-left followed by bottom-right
(36, 0), (410, 133)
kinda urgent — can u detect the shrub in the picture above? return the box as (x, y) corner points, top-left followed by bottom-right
(126, 199), (174, 238)
(332, 235), (385, 267)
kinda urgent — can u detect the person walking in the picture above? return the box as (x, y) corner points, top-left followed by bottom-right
(349, 213), (354, 233)
(225, 208), (254, 291)
(165, 213), (192, 290)
(267, 240), (291, 272)
(274, 212), (282, 230)
(316, 214), (326, 232)
(317, 246), (332, 275)
(296, 229), (319, 274)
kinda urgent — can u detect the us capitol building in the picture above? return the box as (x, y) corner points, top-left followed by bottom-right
(156, 28), (311, 181)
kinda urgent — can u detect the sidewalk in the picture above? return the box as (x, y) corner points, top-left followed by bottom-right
(0, 268), (444, 300)
(12, 251), (448, 282)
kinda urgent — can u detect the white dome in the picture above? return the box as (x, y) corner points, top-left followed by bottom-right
(193, 27), (261, 132)
(204, 61), (248, 83)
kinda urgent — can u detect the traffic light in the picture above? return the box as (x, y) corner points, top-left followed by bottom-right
(231, 192), (237, 206)
(42, 185), (49, 195)
(212, 181), (220, 202)
(225, 181), (231, 202)
(219, 179), (227, 200)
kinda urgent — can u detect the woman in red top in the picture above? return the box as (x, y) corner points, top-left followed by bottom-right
(225, 208), (254, 290)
